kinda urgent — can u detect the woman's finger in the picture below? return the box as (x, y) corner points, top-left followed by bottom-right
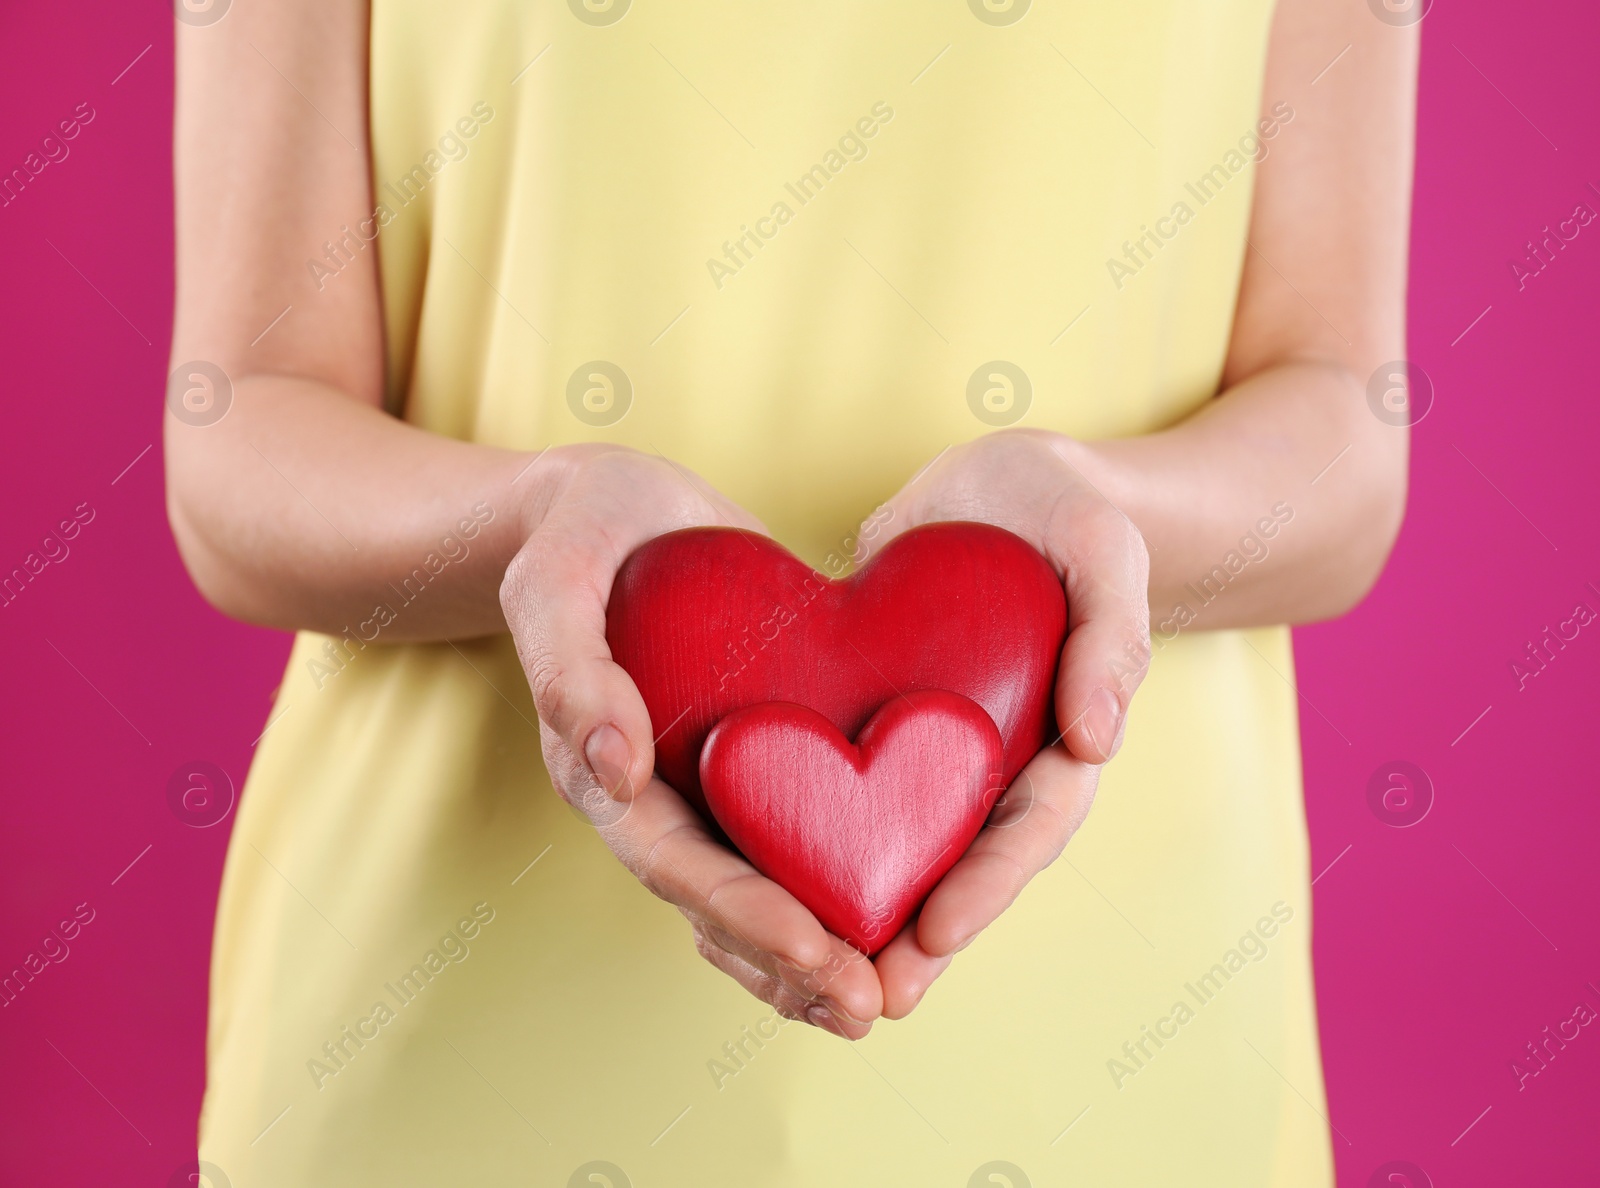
(691, 930), (873, 1039)
(852, 433), (1153, 765)
(915, 744), (1099, 958)
(503, 454), (745, 798)
(505, 539), (660, 797)
(690, 902), (884, 1032)
(599, 776), (834, 968)
(694, 920), (880, 1037)
(602, 776), (884, 1025)
(1040, 482), (1152, 764)
(691, 927), (808, 1019)
(871, 923), (954, 1020)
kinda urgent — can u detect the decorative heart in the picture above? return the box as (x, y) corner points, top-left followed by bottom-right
(606, 522), (1067, 811)
(701, 692), (1005, 954)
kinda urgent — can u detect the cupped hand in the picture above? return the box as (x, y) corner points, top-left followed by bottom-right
(858, 429), (1153, 1017)
(500, 444), (881, 1037)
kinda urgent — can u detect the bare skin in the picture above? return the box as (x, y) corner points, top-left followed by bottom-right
(169, 1), (1416, 1038)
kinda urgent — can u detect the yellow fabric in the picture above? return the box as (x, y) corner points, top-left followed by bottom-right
(199, 2), (1333, 1184)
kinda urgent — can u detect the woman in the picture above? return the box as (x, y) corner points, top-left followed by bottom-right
(169, 0), (1414, 1183)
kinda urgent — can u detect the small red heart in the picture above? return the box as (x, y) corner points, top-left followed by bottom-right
(607, 522), (1067, 810)
(701, 692), (1005, 955)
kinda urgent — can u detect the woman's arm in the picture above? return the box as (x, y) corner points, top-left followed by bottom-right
(1085, 0), (1419, 628)
(169, 1), (885, 1037)
(867, 0), (1419, 1015)
(872, 0), (1417, 757)
(168, 1), (536, 639)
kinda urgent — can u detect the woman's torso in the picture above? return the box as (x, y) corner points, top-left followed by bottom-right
(198, 3), (1333, 1184)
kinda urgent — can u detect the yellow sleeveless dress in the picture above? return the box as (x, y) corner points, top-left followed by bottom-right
(199, 2), (1334, 1184)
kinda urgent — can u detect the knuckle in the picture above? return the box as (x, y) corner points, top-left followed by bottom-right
(1029, 795), (1077, 863)
(525, 652), (576, 733)
(692, 926), (724, 965)
(636, 859), (671, 902)
(538, 735), (587, 800)
(700, 870), (757, 922)
(989, 785), (1034, 830)
(637, 821), (696, 903)
(497, 551), (530, 610)
(996, 847), (1035, 897)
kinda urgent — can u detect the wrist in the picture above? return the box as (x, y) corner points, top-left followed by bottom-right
(1044, 432), (1138, 519)
(505, 444), (575, 548)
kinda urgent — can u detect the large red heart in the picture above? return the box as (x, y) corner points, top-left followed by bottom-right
(700, 692), (1004, 954)
(606, 521), (1067, 809)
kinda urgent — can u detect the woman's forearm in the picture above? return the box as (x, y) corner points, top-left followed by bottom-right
(169, 358), (1403, 643)
(1073, 358), (1407, 632)
(165, 373), (543, 640)
(1071, 0), (1417, 638)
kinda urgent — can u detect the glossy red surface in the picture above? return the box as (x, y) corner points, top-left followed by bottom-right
(605, 522), (1068, 812)
(701, 692), (1005, 955)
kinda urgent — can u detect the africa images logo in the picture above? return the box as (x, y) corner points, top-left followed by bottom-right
(967, 362), (1031, 427)
(568, 0), (630, 26)
(567, 361), (633, 426)
(968, 0), (1030, 27)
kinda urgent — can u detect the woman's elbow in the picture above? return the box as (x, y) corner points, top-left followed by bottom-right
(1319, 440), (1409, 619)
(164, 445), (277, 626)
(166, 485), (250, 622)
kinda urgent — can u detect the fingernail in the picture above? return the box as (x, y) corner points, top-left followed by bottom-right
(806, 1005), (845, 1035)
(583, 724), (632, 798)
(1083, 687), (1121, 762)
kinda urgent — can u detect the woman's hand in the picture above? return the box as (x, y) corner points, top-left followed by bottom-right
(857, 429), (1153, 1018)
(501, 444), (883, 1038)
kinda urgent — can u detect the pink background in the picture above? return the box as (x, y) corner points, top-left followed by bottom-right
(2, 3), (1596, 1184)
